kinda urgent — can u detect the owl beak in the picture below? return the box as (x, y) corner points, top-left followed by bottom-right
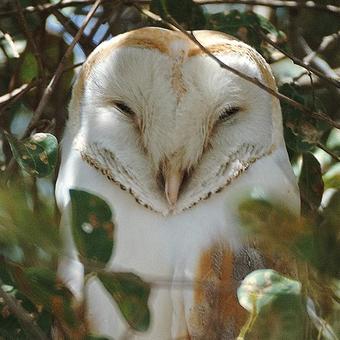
(164, 170), (184, 207)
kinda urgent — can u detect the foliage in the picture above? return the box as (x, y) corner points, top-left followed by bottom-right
(0, 0), (339, 338)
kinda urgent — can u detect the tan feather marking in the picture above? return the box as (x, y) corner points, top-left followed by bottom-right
(171, 50), (187, 100)
(189, 43), (275, 90)
(73, 28), (276, 108)
(74, 28), (187, 98)
(189, 244), (247, 339)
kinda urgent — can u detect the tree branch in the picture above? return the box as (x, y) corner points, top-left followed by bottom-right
(0, 280), (48, 340)
(1, 0), (340, 17)
(304, 31), (340, 65)
(0, 0), (110, 17)
(0, 81), (37, 106)
(14, 0), (45, 86)
(317, 143), (340, 162)
(51, 8), (95, 56)
(256, 29), (340, 89)
(0, 30), (19, 58)
(22, 0), (103, 139)
(134, 5), (340, 129)
(193, 0), (340, 16)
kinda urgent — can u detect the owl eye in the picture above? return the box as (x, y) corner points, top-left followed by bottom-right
(114, 101), (135, 117)
(218, 106), (240, 121)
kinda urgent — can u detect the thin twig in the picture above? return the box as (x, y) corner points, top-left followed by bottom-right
(317, 143), (340, 162)
(51, 8), (95, 56)
(0, 82), (33, 106)
(0, 30), (19, 58)
(22, 0), (103, 139)
(14, 0), (45, 86)
(0, 79), (40, 116)
(0, 0), (109, 17)
(256, 29), (340, 89)
(134, 5), (340, 129)
(0, 280), (48, 340)
(1, 0), (340, 17)
(0, 60), (82, 113)
(304, 31), (340, 65)
(3, 1), (102, 179)
(193, 0), (340, 15)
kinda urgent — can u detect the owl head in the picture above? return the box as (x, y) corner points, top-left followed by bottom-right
(66, 27), (284, 215)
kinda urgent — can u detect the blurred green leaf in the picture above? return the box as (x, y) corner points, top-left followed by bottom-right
(85, 335), (111, 340)
(96, 272), (151, 332)
(314, 191), (340, 278)
(10, 265), (78, 329)
(238, 197), (340, 279)
(150, 0), (205, 29)
(247, 293), (307, 339)
(205, 10), (286, 60)
(280, 84), (327, 154)
(0, 183), (59, 264)
(299, 153), (324, 216)
(5, 132), (58, 178)
(18, 51), (38, 84)
(323, 163), (340, 189)
(70, 190), (115, 265)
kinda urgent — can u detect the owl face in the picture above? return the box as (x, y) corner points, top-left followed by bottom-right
(69, 28), (283, 214)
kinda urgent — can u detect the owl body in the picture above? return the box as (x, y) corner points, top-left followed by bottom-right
(56, 27), (299, 339)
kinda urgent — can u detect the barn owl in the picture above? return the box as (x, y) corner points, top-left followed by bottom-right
(55, 27), (300, 339)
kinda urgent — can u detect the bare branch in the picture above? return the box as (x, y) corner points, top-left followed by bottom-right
(0, 280), (48, 340)
(0, 0), (110, 17)
(193, 0), (340, 16)
(134, 5), (340, 129)
(304, 31), (340, 65)
(1, 0), (340, 17)
(22, 0), (103, 139)
(0, 82), (36, 106)
(317, 143), (340, 162)
(51, 8), (95, 56)
(0, 30), (19, 58)
(14, 0), (45, 85)
(256, 30), (340, 89)
(299, 36), (340, 87)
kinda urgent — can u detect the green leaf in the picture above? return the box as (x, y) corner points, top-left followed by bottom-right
(299, 153), (324, 216)
(18, 51), (38, 83)
(205, 10), (286, 60)
(323, 163), (340, 189)
(150, 0), (205, 29)
(280, 84), (327, 154)
(314, 191), (340, 278)
(85, 335), (112, 340)
(97, 272), (151, 332)
(237, 269), (301, 313)
(70, 189), (115, 264)
(10, 265), (78, 328)
(5, 132), (58, 177)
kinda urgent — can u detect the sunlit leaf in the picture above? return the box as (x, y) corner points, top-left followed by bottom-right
(237, 269), (301, 313)
(5, 132), (58, 177)
(237, 269), (307, 339)
(70, 190), (115, 265)
(97, 272), (151, 332)
(299, 153), (324, 216)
